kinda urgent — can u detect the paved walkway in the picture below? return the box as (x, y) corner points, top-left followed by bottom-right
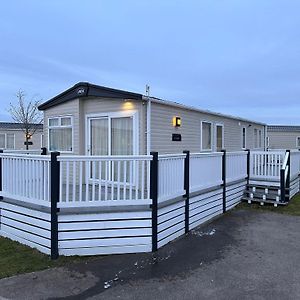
(1, 209), (300, 300)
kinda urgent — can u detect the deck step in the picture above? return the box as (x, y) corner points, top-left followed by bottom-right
(244, 190), (280, 201)
(242, 197), (288, 207)
(246, 183), (281, 191)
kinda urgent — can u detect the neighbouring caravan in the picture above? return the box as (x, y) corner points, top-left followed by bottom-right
(267, 125), (300, 150)
(38, 82), (266, 155)
(0, 122), (43, 151)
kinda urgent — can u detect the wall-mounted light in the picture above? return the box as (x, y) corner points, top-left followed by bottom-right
(173, 116), (181, 127)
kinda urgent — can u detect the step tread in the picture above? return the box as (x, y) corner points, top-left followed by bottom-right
(242, 197), (288, 206)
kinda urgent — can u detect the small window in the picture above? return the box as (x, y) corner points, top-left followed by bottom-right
(0, 134), (5, 149)
(242, 127), (246, 149)
(258, 130), (262, 148)
(201, 121), (212, 151)
(297, 137), (300, 148)
(48, 116), (73, 152)
(6, 134), (15, 150)
(216, 124), (224, 152)
(49, 118), (59, 127)
(61, 117), (72, 126)
(254, 129), (258, 148)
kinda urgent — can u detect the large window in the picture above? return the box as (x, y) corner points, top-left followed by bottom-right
(201, 121), (212, 151)
(242, 127), (246, 149)
(0, 133), (15, 149)
(48, 116), (73, 152)
(216, 124), (224, 152)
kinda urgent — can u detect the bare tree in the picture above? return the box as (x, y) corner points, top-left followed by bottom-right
(8, 90), (43, 150)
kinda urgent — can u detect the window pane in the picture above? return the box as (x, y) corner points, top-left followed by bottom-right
(61, 117), (72, 126)
(0, 134), (5, 149)
(258, 130), (262, 148)
(202, 122), (212, 150)
(216, 125), (223, 151)
(49, 128), (72, 151)
(6, 134), (15, 149)
(242, 128), (246, 149)
(49, 118), (59, 127)
(297, 137), (300, 147)
(254, 129), (258, 148)
(90, 118), (108, 155)
(111, 117), (133, 155)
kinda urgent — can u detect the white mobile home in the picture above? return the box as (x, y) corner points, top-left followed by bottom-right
(0, 122), (43, 151)
(1, 82), (299, 258)
(38, 82), (266, 154)
(267, 125), (300, 150)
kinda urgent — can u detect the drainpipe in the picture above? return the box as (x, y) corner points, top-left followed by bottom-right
(145, 85), (151, 155)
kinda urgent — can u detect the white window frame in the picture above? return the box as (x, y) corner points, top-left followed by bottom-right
(215, 123), (224, 151)
(48, 115), (74, 153)
(242, 127), (247, 149)
(0, 133), (15, 150)
(6, 133), (15, 150)
(296, 136), (300, 148)
(200, 121), (213, 152)
(85, 110), (139, 156)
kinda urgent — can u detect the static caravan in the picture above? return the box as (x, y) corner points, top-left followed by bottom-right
(267, 125), (300, 150)
(38, 82), (266, 155)
(0, 122), (43, 151)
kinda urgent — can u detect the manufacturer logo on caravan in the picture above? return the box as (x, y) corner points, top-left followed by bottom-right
(77, 88), (85, 95)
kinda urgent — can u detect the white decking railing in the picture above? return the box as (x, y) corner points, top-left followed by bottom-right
(226, 151), (248, 183)
(157, 154), (185, 202)
(189, 153), (223, 193)
(290, 151), (300, 179)
(57, 155), (152, 207)
(250, 151), (285, 180)
(0, 153), (51, 206)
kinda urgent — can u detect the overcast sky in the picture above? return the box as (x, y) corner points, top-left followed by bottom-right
(0, 0), (299, 124)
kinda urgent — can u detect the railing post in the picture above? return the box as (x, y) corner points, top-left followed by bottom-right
(246, 149), (250, 184)
(286, 150), (291, 202)
(280, 168), (285, 203)
(150, 151), (158, 252)
(0, 149), (3, 200)
(50, 151), (60, 259)
(221, 149), (226, 213)
(183, 150), (190, 234)
(41, 147), (47, 155)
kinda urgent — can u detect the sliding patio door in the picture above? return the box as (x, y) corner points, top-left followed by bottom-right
(87, 115), (135, 183)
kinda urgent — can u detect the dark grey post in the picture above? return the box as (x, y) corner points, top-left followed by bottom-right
(150, 152), (158, 252)
(183, 150), (190, 234)
(41, 147), (47, 155)
(50, 152), (60, 259)
(280, 168), (285, 203)
(246, 149), (250, 185)
(0, 149), (3, 200)
(286, 150), (291, 202)
(221, 149), (226, 213)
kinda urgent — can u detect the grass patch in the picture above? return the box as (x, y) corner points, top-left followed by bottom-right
(0, 237), (91, 279)
(237, 193), (300, 216)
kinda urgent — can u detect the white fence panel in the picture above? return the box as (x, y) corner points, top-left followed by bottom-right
(226, 151), (247, 183)
(250, 151), (285, 180)
(189, 153), (223, 193)
(158, 154), (185, 202)
(290, 151), (300, 179)
(0, 153), (51, 206)
(57, 155), (152, 207)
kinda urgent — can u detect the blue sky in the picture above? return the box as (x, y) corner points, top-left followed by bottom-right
(0, 0), (300, 124)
